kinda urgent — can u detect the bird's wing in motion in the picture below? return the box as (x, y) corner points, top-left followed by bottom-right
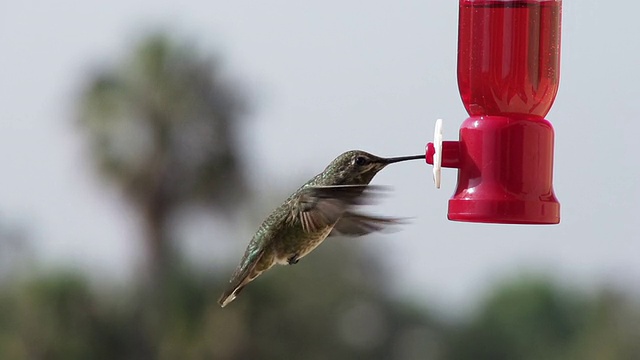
(294, 185), (403, 235)
(331, 212), (406, 236)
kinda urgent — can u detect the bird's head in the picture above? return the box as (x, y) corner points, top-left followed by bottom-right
(322, 150), (424, 185)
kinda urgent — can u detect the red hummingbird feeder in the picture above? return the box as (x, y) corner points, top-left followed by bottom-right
(426, 0), (562, 224)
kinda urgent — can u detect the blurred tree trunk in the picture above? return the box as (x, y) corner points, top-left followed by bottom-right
(142, 195), (169, 287)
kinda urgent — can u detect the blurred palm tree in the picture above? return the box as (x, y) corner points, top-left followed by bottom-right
(77, 33), (247, 283)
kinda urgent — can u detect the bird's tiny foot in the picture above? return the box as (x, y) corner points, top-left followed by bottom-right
(287, 254), (300, 265)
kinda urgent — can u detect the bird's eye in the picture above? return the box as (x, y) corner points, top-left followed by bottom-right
(354, 156), (368, 166)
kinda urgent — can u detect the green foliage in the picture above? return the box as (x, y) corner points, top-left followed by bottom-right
(446, 276), (640, 360)
(0, 274), (144, 360)
(1, 268), (639, 359)
(0, 243), (442, 360)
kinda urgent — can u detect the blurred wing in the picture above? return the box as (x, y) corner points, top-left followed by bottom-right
(331, 213), (407, 237)
(292, 185), (392, 234)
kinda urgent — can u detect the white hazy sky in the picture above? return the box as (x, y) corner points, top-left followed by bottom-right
(1, 1), (638, 311)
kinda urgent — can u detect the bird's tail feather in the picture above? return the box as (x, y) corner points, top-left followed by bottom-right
(218, 284), (244, 307)
(218, 251), (265, 307)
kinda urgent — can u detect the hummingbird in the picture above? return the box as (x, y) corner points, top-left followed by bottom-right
(218, 150), (424, 307)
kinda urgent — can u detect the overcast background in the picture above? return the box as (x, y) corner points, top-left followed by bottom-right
(1, 0), (638, 313)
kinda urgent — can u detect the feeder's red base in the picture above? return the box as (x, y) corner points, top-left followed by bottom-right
(433, 116), (560, 224)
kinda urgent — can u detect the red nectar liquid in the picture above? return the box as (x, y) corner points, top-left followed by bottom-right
(458, 0), (562, 117)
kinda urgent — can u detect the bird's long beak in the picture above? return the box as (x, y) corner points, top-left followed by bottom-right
(379, 154), (425, 164)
